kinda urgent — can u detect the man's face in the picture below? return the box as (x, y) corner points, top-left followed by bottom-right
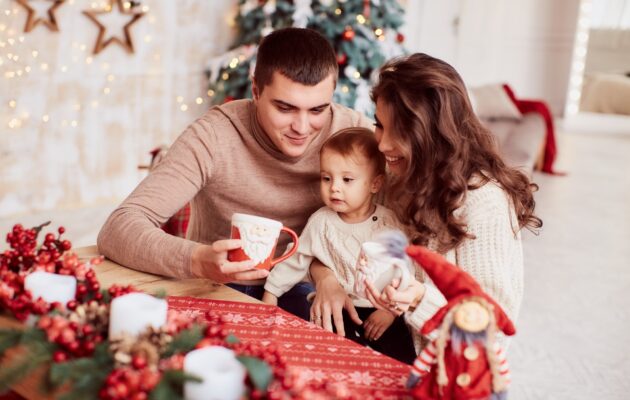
(253, 71), (335, 158)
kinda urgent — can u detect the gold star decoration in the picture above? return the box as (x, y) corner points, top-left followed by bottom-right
(82, 0), (146, 55)
(15, 0), (65, 33)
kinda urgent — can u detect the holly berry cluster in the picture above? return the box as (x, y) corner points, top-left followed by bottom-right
(99, 365), (160, 400)
(36, 285), (137, 363)
(2, 222), (70, 273)
(0, 222), (109, 320)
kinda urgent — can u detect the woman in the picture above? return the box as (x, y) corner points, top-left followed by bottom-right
(309, 53), (542, 350)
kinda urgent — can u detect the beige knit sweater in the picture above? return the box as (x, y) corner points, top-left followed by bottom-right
(97, 99), (373, 280)
(264, 204), (403, 307)
(404, 180), (524, 350)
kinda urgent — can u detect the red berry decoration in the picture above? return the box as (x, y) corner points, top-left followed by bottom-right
(342, 28), (355, 41)
(337, 52), (348, 65)
(397, 32), (405, 43)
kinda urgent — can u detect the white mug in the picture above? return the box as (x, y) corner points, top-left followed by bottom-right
(353, 241), (412, 299)
(227, 213), (298, 270)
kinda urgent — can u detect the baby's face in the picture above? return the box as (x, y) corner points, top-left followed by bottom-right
(319, 149), (382, 223)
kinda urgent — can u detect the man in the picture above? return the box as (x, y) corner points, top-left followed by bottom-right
(97, 28), (373, 320)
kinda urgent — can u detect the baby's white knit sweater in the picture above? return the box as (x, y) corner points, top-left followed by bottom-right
(404, 180), (524, 349)
(264, 204), (403, 307)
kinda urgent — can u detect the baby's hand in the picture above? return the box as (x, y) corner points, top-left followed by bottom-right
(363, 309), (395, 341)
(262, 291), (278, 306)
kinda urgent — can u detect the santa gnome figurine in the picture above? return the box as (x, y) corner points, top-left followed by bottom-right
(405, 245), (515, 400)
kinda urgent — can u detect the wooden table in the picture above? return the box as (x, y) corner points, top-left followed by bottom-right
(0, 245), (259, 399)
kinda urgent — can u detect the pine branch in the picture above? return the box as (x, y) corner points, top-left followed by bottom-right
(149, 369), (201, 400)
(162, 324), (204, 358)
(237, 355), (272, 391)
(0, 340), (53, 393)
(47, 343), (112, 400)
(0, 329), (23, 358)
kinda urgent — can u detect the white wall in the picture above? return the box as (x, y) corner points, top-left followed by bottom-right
(403, 0), (581, 115)
(0, 0), (236, 217)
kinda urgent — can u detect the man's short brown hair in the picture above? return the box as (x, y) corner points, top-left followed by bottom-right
(254, 28), (338, 93)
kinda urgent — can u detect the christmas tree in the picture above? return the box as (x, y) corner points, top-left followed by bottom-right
(206, 0), (406, 116)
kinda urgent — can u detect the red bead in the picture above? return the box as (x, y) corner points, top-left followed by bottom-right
(84, 341), (95, 353)
(52, 350), (67, 363)
(67, 300), (78, 310)
(58, 226), (65, 234)
(132, 355), (147, 370)
(115, 382), (129, 398)
(45, 233), (55, 243)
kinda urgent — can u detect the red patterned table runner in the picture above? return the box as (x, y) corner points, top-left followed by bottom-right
(168, 296), (410, 399)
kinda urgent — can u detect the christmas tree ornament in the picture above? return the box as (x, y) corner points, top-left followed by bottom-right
(82, 0), (146, 55)
(342, 27), (355, 41)
(397, 32), (405, 43)
(404, 245), (514, 400)
(15, 0), (65, 33)
(337, 52), (348, 65)
(292, 0), (314, 28)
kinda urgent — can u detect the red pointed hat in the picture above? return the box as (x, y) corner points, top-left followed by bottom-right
(406, 245), (516, 337)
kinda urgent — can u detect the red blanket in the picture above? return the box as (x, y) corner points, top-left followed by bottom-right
(168, 296), (410, 399)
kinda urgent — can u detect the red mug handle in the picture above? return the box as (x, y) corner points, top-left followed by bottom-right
(270, 227), (299, 266)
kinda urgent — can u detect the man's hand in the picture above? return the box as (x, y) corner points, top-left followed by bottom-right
(309, 261), (361, 336)
(363, 309), (395, 341)
(261, 291), (278, 305)
(191, 240), (269, 282)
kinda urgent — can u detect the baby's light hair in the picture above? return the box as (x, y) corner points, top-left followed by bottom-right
(321, 127), (385, 176)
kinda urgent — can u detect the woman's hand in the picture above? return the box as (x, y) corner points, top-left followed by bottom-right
(191, 240), (269, 282)
(364, 277), (426, 316)
(310, 260), (362, 336)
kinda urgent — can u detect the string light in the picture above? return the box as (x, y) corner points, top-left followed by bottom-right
(356, 14), (366, 24)
(334, 8), (342, 15)
(195, 97), (203, 104)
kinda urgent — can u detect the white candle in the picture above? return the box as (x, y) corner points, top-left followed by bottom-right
(24, 271), (76, 305)
(184, 346), (246, 400)
(108, 292), (167, 338)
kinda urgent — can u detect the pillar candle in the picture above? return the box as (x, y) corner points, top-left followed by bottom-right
(184, 346), (246, 400)
(24, 271), (76, 305)
(108, 292), (167, 338)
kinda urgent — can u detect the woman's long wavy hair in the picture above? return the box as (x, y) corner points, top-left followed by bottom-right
(371, 53), (542, 252)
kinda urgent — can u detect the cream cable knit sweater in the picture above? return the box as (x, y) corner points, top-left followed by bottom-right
(264, 204), (403, 307)
(404, 180), (524, 351)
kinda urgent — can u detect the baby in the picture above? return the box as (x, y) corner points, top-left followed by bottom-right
(262, 127), (416, 364)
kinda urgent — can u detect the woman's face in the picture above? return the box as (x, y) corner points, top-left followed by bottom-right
(374, 99), (407, 176)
